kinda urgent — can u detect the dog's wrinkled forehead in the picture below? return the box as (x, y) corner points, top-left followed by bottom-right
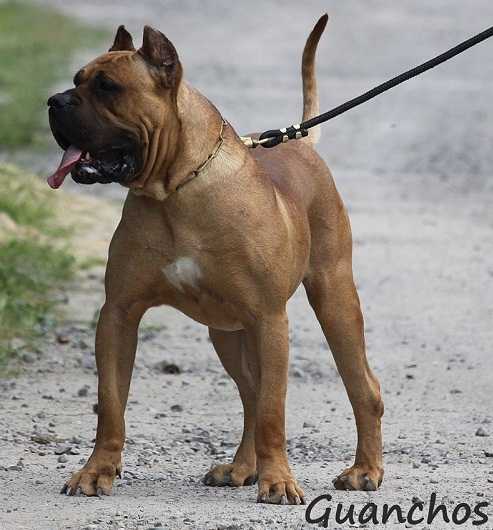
(72, 24), (182, 97)
(73, 52), (154, 93)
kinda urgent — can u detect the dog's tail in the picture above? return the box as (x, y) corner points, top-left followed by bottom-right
(301, 14), (328, 145)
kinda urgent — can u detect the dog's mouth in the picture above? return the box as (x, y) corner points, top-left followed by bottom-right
(47, 130), (139, 189)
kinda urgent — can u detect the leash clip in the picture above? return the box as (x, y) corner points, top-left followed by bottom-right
(257, 124), (308, 148)
(240, 124), (308, 149)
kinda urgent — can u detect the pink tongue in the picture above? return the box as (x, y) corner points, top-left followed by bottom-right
(47, 145), (83, 189)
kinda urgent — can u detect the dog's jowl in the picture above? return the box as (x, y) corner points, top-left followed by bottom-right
(47, 16), (384, 504)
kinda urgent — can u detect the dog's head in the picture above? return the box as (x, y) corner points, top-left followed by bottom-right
(47, 25), (182, 189)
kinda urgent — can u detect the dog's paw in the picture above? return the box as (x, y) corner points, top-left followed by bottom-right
(203, 462), (257, 487)
(61, 454), (121, 497)
(333, 464), (383, 491)
(256, 473), (305, 505)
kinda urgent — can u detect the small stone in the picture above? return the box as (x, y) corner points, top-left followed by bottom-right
(81, 354), (96, 370)
(22, 352), (36, 363)
(412, 496), (424, 505)
(77, 386), (89, 397)
(170, 404), (183, 412)
(31, 434), (56, 445)
(155, 361), (181, 374)
(55, 445), (72, 455)
(291, 367), (305, 378)
(10, 338), (26, 351)
(476, 427), (489, 437)
(484, 451), (493, 457)
(74, 333), (89, 347)
(56, 334), (70, 344)
(58, 455), (68, 463)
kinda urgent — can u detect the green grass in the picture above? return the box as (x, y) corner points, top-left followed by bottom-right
(0, 1), (108, 147)
(0, 3), (108, 365)
(0, 165), (54, 228)
(0, 165), (75, 365)
(0, 240), (75, 363)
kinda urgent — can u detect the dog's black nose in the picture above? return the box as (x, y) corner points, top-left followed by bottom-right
(47, 90), (80, 109)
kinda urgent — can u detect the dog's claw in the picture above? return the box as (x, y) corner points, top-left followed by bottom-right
(280, 495), (288, 505)
(203, 465), (257, 487)
(334, 465), (383, 491)
(363, 476), (377, 491)
(244, 473), (258, 486)
(257, 494), (268, 503)
(203, 471), (231, 487)
(334, 475), (355, 491)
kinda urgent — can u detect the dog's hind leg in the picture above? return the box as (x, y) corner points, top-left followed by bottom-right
(304, 203), (384, 491)
(203, 328), (258, 487)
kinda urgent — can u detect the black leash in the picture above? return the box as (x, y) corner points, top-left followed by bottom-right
(251, 25), (493, 148)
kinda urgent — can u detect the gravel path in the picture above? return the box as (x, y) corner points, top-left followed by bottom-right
(1, 1), (493, 529)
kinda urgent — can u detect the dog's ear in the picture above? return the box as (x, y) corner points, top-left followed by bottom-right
(109, 25), (135, 52)
(139, 26), (182, 88)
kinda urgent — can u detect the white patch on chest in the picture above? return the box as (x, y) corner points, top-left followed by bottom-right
(162, 257), (202, 292)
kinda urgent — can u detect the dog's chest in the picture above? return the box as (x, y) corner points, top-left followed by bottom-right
(162, 257), (202, 292)
(160, 255), (243, 331)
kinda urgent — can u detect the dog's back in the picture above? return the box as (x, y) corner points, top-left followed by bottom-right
(251, 14), (342, 226)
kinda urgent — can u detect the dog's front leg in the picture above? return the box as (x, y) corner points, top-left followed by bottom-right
(61, 301), (144, 496)
(251, 311), (305, 505)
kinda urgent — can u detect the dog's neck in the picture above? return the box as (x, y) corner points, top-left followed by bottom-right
(168, 83), (226, 192)
(132, 81), (242, 201)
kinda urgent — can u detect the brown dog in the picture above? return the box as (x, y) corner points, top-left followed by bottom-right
(47, 15), (383, 504)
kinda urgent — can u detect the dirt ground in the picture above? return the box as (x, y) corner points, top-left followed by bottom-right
(1, 1), (493, 529)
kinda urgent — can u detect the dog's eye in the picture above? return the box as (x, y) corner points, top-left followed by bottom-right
(95, 73), (121, 93)
(73, 70), (84, 87)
